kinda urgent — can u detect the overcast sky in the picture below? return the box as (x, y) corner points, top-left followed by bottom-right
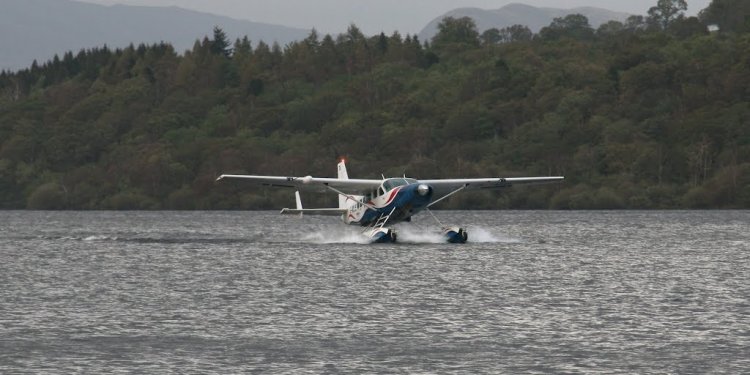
(79, 0), (713, 35)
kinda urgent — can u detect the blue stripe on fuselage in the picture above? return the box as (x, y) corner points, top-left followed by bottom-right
(358, 183), (433, 226)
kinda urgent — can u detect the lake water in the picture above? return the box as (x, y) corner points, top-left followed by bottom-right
(1, 210), (748, 373)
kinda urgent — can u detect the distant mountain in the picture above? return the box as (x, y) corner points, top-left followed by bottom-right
(418, 3), (630, 42)
(0, 0), (310, 71)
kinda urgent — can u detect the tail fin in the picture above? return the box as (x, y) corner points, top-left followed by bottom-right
(337, 159), (349, 180)
(337, 159), (349, 209)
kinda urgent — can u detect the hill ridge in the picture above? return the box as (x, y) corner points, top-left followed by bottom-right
(1, 0), (309, 71)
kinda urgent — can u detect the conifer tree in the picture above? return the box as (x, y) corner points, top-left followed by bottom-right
(210, 26), (232, 57)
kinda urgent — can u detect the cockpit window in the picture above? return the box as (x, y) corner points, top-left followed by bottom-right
(382, 178), (417, 192)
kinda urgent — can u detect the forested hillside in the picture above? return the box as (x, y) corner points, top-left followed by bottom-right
(1, 0), (749, 210)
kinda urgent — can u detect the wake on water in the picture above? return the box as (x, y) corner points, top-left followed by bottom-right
(467, 226), (522, 244)
(297, 225), (522, 244)
(49, 226), (521, 245)
(299, 229), (372, 244)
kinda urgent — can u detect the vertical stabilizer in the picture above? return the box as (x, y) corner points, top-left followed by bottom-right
(337, 159), (349, 208)
(337, 159), (349, 180)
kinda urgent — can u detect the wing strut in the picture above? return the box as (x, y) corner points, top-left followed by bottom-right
(324, 184), (376, 210)
(425, 208), (444, 226)
(427, 184), (468, 208)
(294, 191), (303, 218)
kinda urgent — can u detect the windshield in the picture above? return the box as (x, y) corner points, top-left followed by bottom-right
(382, 178), (417, 192)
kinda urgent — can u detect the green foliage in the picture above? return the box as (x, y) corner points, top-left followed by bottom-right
(699, 0), (750, 33)
(648, 0), (688, 30)
(27, 182), (67, 209)
(480, 28), (502, 45)
(431, 16), (481, 54)
(1, 5), (749, 210)
(539, 14), (595, 41)
(501, 25), (533, 43)
(102, 190), (159, 210)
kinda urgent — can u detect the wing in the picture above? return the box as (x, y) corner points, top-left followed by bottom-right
(419, 176), (564, 196)
(216, 174), (381, 195)
(280, 208), (348, 216)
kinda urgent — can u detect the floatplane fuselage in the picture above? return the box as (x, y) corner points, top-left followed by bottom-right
(217, 160), (563, 243)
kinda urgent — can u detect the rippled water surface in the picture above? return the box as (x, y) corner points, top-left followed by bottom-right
(1, 210), (748, 373)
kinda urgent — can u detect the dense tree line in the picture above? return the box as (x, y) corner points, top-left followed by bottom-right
(1, 0), (749, 210)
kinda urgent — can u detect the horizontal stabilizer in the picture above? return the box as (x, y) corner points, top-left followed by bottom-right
(280, 208), (348, 216)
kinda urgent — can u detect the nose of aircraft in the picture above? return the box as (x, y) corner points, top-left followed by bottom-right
(417, 184), (431, 196)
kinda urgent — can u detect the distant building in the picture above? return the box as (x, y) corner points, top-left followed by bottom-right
(708, 24), (720, 33)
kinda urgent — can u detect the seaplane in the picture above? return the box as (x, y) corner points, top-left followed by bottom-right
(216, 160), (563, 243)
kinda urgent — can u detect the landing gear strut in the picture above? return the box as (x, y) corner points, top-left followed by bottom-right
(367, 207), (398, 243)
